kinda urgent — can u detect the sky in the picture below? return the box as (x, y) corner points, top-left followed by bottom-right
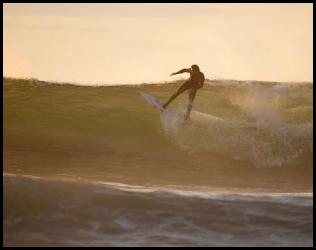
(3, 3), (313, 85)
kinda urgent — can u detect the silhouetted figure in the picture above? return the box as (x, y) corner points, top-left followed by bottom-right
(163, 64), (205, 120)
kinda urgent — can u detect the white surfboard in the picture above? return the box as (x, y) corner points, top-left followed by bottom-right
(140, 91), (176, 114)
(140, 92), (191, 125)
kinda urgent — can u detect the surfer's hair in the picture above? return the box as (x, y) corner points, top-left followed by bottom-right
(191, 64), (200, 71)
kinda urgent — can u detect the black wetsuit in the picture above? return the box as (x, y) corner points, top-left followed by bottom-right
(176, 68), (205, 93)
(163, 68), (205, 110)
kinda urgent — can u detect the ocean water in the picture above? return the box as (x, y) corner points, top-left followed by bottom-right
(3, 78), (313, 246)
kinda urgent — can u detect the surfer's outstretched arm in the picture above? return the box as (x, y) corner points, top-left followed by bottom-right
(170, 68), (191, 76)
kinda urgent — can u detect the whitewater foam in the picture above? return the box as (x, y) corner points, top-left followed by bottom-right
(4, 173), (312, 207)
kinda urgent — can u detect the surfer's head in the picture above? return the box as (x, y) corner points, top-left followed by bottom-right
(191, 64), (200, 73)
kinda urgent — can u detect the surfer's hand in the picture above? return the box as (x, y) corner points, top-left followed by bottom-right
(170, 73), (175, 77)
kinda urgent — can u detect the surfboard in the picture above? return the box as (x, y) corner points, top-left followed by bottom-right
(140, 92), (260, 128)
(140, 92), (176, 113)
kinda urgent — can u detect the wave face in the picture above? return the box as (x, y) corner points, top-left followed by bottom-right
(3, 78), (313, 246)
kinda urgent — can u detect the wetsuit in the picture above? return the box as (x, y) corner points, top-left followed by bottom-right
(174, 68), (205, 93)
(163, 68), (205, 110)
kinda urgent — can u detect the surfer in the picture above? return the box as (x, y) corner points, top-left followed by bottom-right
(162, 64), (205, 120)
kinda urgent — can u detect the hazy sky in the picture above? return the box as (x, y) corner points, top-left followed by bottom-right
(3, 3), (313, 84)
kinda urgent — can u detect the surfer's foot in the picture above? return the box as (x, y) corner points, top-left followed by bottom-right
(162, 103), (168, 109)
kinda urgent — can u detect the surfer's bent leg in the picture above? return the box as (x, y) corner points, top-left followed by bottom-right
(163, 81), (191, 109)
(184, 88), (197, 120)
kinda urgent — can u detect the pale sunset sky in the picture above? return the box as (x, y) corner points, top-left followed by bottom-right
(3, 3), (313, 85)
